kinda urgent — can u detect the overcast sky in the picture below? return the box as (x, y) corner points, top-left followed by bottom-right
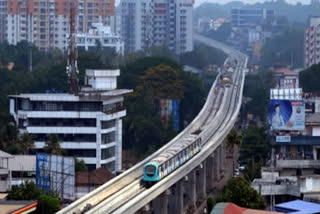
(115, 0), (312, 7)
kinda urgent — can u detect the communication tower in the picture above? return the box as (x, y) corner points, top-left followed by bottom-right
(66, 1), (79, 95)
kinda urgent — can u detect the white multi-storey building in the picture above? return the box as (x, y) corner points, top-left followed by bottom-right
(119, 0), (194, 55)
(71, 23), (124, 54)
(305, 17), (320, 68)
(9, 69), (132, 172)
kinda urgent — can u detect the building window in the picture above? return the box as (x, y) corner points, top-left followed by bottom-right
(101, 131), (115, 144)
(101, 147), (115, 160)
(101, 120), (116, 129)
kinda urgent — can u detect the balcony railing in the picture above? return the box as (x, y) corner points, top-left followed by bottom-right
(276, 159), (320, 168)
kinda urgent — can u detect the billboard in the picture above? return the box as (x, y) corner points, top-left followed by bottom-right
(270, 100), (305, 131)
(36, 153), (75, 200)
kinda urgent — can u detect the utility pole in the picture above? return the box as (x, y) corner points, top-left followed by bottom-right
(66, 0), (79, 95)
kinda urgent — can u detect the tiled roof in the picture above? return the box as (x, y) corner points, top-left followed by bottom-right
(273, 68), (299, 76)
(76, 168), (115, 186)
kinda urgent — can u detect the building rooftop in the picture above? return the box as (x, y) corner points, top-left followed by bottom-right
(76, 168), (115, 186)
(211, 203), (283, 214)
(9, 89), (133, 102)
(273, 68), (299, 76)
(9, 155), (36, 172)
(274, 200), (320, 214)
(0, 201), (37, 214)
(0, 150), (13, 159)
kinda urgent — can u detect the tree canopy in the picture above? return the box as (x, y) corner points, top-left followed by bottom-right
(216, 177), (266, 209)
(243, 70), (274, 121)
(44, 134), (63, 155)
(141, 64), (184, 100)
(7, 181), (61, 214)
(261, 26), (304, 69)
(239, 126), (270, 165)
(180, 43), (227, 69)
(300, 64), (320, 93)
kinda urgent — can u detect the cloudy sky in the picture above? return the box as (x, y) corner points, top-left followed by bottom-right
(115, 0), (312, 7)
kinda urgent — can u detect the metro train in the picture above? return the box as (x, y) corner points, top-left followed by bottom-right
(143, 135), (202, 184)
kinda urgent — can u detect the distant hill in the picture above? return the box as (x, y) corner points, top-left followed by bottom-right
(194, 0), (319, 24)
(193, 3), (230, 21)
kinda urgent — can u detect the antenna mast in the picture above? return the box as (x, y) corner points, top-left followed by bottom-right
(67, 0), (79, 95)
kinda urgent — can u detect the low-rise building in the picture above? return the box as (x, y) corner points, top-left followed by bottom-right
(0, 150), (36, 192)
(272, 68), (299, 89)
(9, 69), (132, 172)
(75, 167), (115, 199)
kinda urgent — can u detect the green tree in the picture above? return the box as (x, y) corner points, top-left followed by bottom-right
(7, 181), (61, 214)
(75, 158), (88, 172)
(203, 23), (232, 43)
(239, 126), (270, 165)
(18, 133), (34, 155)
(7, 181), (41, 200)
(261, 26), (304, 68)
(217, 177), (266, 209)
(142, 64), (184, 100)
(36, 193), (60, 214)
(300, 64), (320, 93)
(207, 197), (215, 213)
(244, 70), (274, 121)
(243, 159), (262, 182)
(226, 129), (242, 151)
(44, 134), (63, 155)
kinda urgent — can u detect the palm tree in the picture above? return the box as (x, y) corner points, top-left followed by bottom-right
(18, 133), (35, 155)
(226, 129), (243, 174)
(44, 134), (63, 155)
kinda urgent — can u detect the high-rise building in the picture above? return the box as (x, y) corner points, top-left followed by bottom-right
(5, 0), (115, 51)
(9, 69), (132, 172)
(119, 0), (194, 55)
(0, 0), (7, 41)
(304, 17), (320, 68)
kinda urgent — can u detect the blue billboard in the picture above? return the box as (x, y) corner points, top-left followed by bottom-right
(171, 99), (180, 131)
(270, 100), (305, 131)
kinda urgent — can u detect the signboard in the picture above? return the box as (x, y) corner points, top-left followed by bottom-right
(270, 100), (305, 131)
(36, 153), (75, 200)
(276, 136), (291, 143)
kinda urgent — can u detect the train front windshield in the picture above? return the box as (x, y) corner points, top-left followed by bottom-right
(145, 165), (156, 177)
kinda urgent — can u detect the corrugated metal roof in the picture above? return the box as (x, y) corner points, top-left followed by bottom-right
(275, 200), (320, 214)
(8, 156), (36, 172)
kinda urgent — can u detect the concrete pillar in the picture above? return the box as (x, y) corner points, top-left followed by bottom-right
(154, 191), (169, 214)
(214, 149), (220, 182)
(198, 160), (207, 200)
(220, 144), (225, 177)
(168, 187), (176, 214)
(206, 153), (215, 192)
(176, 180), (184, 214)
(188, 170), (196, 211)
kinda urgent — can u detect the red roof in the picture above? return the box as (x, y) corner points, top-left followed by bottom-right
(212, 203), (283, 214)
(273, 68), (298, 76)
(76, 168), (115, 186)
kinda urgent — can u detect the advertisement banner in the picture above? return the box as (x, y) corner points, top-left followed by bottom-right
(270, 100), (305, 131)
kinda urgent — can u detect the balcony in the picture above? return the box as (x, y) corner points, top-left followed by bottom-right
(276, 159), (320, 169)
(252, 181), (300, 196)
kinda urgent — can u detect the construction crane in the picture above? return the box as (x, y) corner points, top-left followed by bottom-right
(66, 0), (79, 95)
